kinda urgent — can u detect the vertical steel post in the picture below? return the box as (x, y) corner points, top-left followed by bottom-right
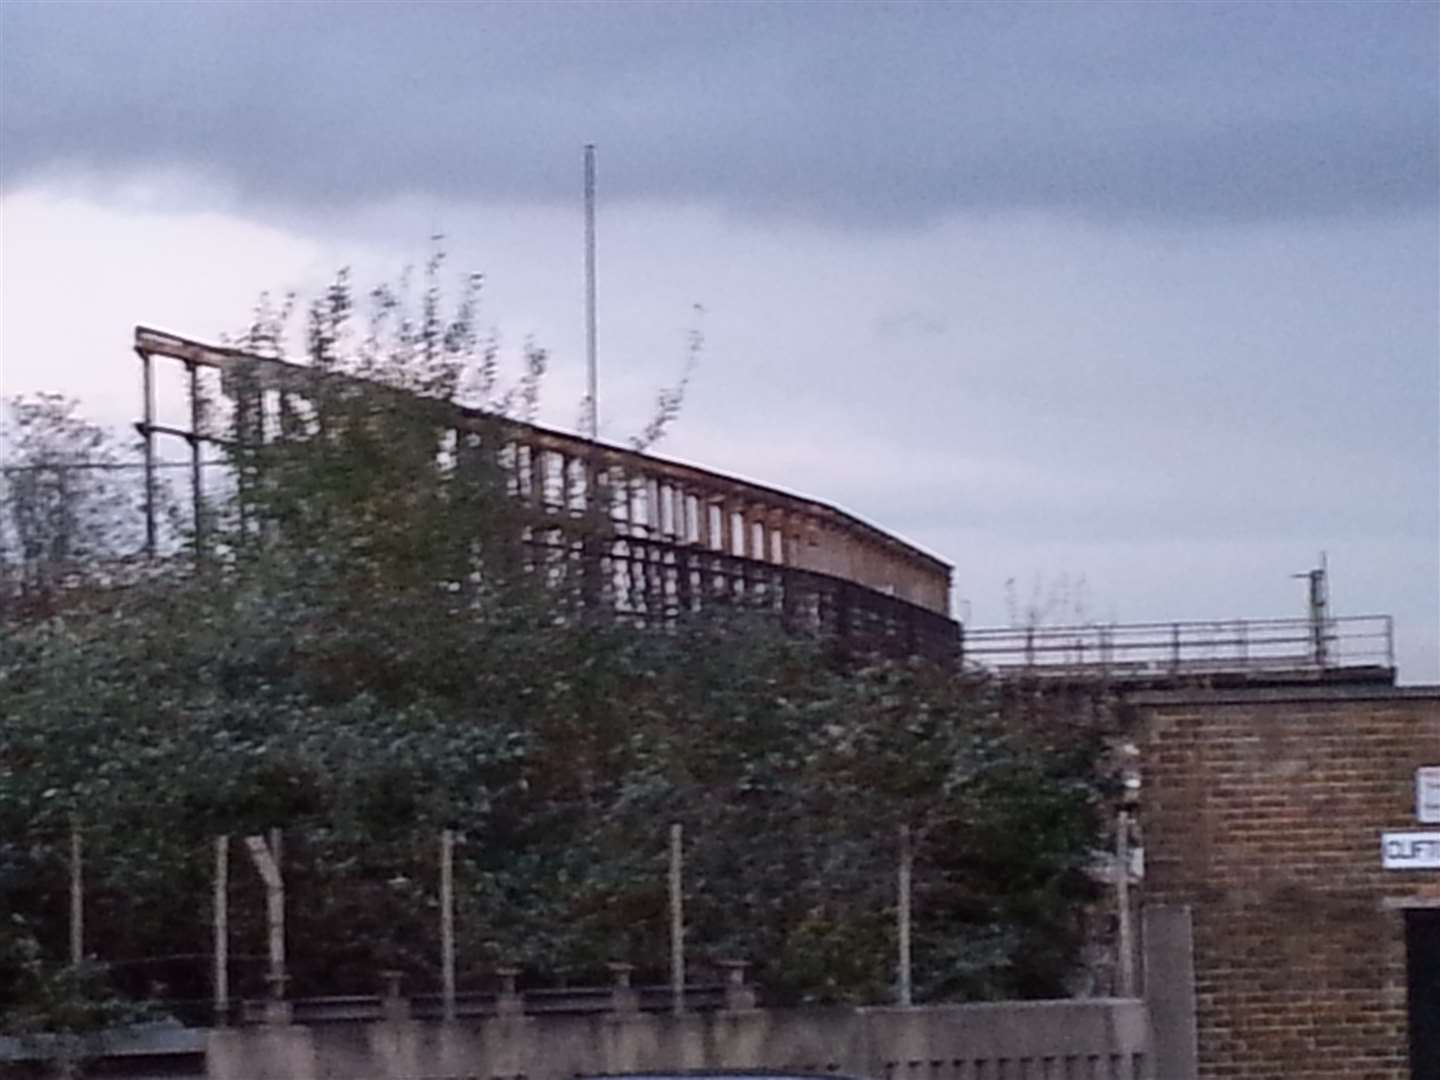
(188, 361), (204, 554)
(69, 820), (83, 967)
(138, 348), (156, 557)
(1310, 556), (1329, 667)
(441, 829), (456, 1022)
(897, 824), (913, 1007)
(670, 822), (685, 1016)
(214, 836), (229, 1022)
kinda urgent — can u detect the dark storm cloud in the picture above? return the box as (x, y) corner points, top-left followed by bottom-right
(1, 0), (1435, 224)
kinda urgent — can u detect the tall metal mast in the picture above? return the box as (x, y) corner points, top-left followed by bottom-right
(584, 144), (599, 441)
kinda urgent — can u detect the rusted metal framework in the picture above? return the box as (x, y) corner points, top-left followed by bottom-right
(132, 326), (959, 660)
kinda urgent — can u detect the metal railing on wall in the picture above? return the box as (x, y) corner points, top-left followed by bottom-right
(962, 614), (1394, 678)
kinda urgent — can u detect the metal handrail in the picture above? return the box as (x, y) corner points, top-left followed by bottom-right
(963, 614), (1394, 672)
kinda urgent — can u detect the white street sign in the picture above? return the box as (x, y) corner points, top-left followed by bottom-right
(1417, 767), (1440, 824)
(1382, 831), (1440, 870)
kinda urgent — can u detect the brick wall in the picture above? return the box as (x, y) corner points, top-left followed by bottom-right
(1136, 684), (1440, 1080)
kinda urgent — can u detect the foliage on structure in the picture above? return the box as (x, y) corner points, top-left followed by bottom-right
(1, 259), (1113, 1029)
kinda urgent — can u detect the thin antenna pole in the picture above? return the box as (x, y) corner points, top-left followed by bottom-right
(584, 144), (599, 441)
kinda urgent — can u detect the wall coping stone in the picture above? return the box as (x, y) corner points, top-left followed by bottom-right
(1130, 683), (1439, 707)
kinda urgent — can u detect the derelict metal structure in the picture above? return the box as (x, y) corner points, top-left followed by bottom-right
(131, 325), (961, 661)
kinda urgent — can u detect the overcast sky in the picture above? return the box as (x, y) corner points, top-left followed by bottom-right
(2, 0), (1436, 680)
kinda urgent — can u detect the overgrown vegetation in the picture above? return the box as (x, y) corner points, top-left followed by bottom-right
(1, 257), (1113, 1032)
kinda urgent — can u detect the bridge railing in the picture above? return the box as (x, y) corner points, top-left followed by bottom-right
(962, 614), (1394, 678)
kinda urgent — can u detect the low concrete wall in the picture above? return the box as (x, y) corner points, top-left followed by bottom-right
(10, 917), (1192, 1080)
(8, 911), (1194, 1079)
(204, 999), (1152, 1080)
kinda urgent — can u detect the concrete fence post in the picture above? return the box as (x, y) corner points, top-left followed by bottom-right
(607, 961), (638, 1015)
(261, 976), (291, 1025)
(718, 958), (756, 1012)
(495, 965), (523, 1016)
(380, 970), (410, 1022)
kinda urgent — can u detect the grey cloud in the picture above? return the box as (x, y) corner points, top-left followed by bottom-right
(874, 311), (948, 341)
(2, 1), (1435, 225)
